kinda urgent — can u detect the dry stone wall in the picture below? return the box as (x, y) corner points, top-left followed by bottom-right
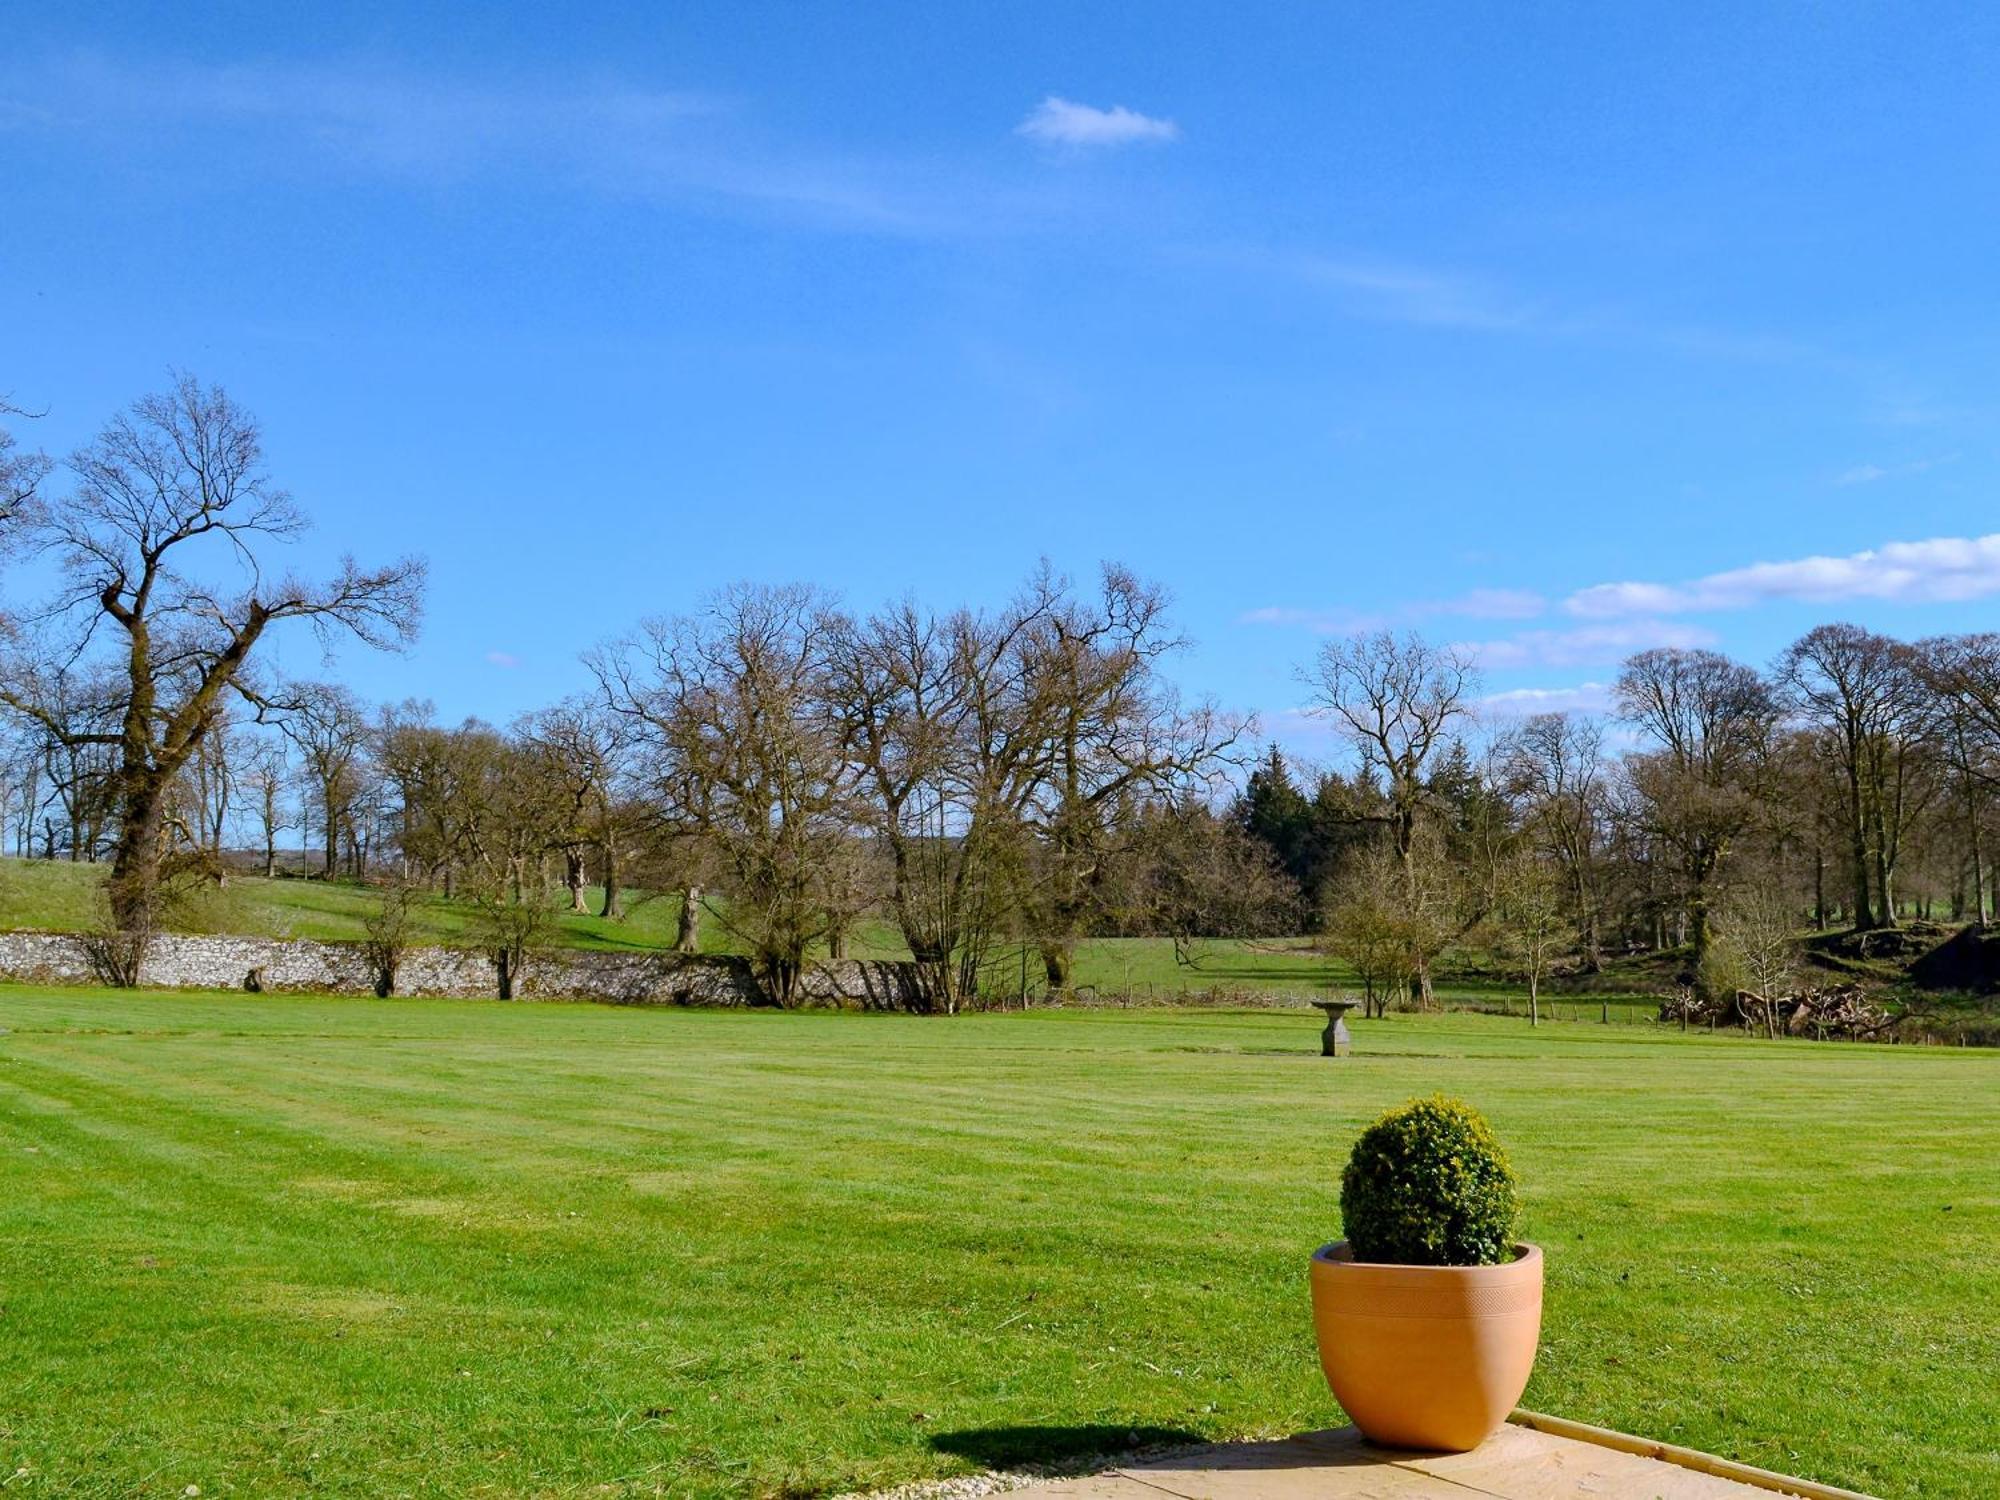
(0, 929), (923, 1009)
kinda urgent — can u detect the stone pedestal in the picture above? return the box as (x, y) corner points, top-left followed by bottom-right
(1312, 1000), (1358, 1057)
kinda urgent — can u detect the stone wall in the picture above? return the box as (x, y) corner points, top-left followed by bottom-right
(0, 928), (924, 1009)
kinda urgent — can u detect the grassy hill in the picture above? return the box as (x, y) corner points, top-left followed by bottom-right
(0, 856), (1663, 1011)
(1, 988), (1991, 1498)
(0, 856), (689, 952)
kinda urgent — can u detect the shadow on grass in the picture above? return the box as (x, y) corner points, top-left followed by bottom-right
(929, 1425), (1207, 1469)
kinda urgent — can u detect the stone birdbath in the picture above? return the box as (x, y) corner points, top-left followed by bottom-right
(1312, 999), (1359, 1057)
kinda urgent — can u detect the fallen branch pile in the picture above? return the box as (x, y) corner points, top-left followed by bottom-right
(1657, 984), (1895, 1040)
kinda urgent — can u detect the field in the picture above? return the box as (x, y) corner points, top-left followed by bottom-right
(2, 987), (1993, 1499)
(0, 858), (1665, 1016)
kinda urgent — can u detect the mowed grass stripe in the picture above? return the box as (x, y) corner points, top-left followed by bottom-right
(0, 986), (1994, 1498)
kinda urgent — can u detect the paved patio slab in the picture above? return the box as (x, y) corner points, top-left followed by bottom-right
(1013, 1417), (1874, 1500)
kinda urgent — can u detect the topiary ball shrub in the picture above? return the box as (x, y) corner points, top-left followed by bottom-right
(1340, 1095), (1519, 1267)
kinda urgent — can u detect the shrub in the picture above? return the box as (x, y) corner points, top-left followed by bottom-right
(1339, 1095), (1519, 1266)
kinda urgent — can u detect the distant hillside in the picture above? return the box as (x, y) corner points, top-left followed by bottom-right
(0, 857), (690, 954)
(0, 856), (1363, 1002)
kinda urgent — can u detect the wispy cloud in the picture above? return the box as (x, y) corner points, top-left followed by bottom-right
(1016, 96), (1179, 149)
(1480, 682), (1615, 718)
(1241, 587), (1546, 634)
(1565, 533), (2000, 619)
(0, 54), (1036, 235)
(1455, 620), (1719, 670)
(1198, 245), (1540, 331)
(1833, 452), (1959, 487)
(1193, 245), (1852, 363)
(485, 650), (521, 669)
(8, 54), (712, 173)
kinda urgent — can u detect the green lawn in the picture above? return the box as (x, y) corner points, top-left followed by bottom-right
(1, 989), (1991, 1498)
(0, 859), (1669, 1015)
(0, 857), (693, 953)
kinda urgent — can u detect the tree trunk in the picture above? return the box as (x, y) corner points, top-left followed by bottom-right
(1873, 836), (1897, 929)
(106, 783), (165, 933)
(1041, 941), (1074, 992)
(565, 849), (587, 912)
(598, 842), (620, 919)
(675, 886), (702, 954)
(322, 791), (339, 878)
(1973, 816), (1988, 930)
(756, 953), (802, 1007)
(906, 939), (956, 1015)
(1846, 763), (1874, 930)
(1687, 890), (1714, 996)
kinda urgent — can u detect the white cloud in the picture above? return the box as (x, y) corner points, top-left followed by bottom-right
(1205, 246), (1538, 331)
(28, 55), (713, 175)
(1241, 588), (1545, 634)
(1196, 245), (1848, 354)
(1447, 588), (1547, 620)
(1260, 706), (1340, 743)
(1456, 620), (1719, 670)
(1565, 533), (2000, 619)
(1016, 96), (1179, 148)
(1480, 682), (1615, 718)
(485, 650), (521, 668)
(1834, 452), (1958, 487)
(2, 54), (1008, 235)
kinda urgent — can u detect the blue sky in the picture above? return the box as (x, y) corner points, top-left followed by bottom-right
(5, 3), (1999, 757)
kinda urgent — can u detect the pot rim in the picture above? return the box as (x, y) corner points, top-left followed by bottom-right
(1313, 1240), (1542, 1273)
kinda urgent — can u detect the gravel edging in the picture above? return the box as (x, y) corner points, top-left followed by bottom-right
(830, 1435), (1240, 1500)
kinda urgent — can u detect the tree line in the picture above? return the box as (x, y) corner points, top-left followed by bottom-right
(4, 378), (1999, 1011)
(1244, 626), (2000, 1018)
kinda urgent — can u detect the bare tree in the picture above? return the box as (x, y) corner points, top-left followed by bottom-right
(1707, 885), (1803, 1038)
(178, 705), (236, 883)
(459, 736), (564, 999)
(1499, 712), (1607, 967)
(276, 682), (373, 879)
(1019, 565), (1247, 990)
(1921, 634), (2000, 768)
(0, 722), (43, 857)
(1124, 796), (1299, 970)
(237, 736), (290, 878)
(1492, 851), (1573, 1025)
(1318, 837), (1453, 1019)
(593, 583), (861, 1006)
(1615, 648), (1777, 988)
(1301, 631), (1477, 1003)
(823, 582), (1055, 1010)
(0, 398), (51, 548)
(361, 878), (420, 997)
(8, 667), (122, 861)
(0, 377), (423, 934)
(1916, 635), (2000, 928)
(375, 701), (493, 894)
(517, 698), (629, 915)
(1778, 624), (1939, 930)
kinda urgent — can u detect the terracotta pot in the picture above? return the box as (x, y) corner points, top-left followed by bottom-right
(1309, 1240), (1543, 1452)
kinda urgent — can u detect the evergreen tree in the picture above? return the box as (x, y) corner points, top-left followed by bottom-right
(1236, 744), (1316, 889)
